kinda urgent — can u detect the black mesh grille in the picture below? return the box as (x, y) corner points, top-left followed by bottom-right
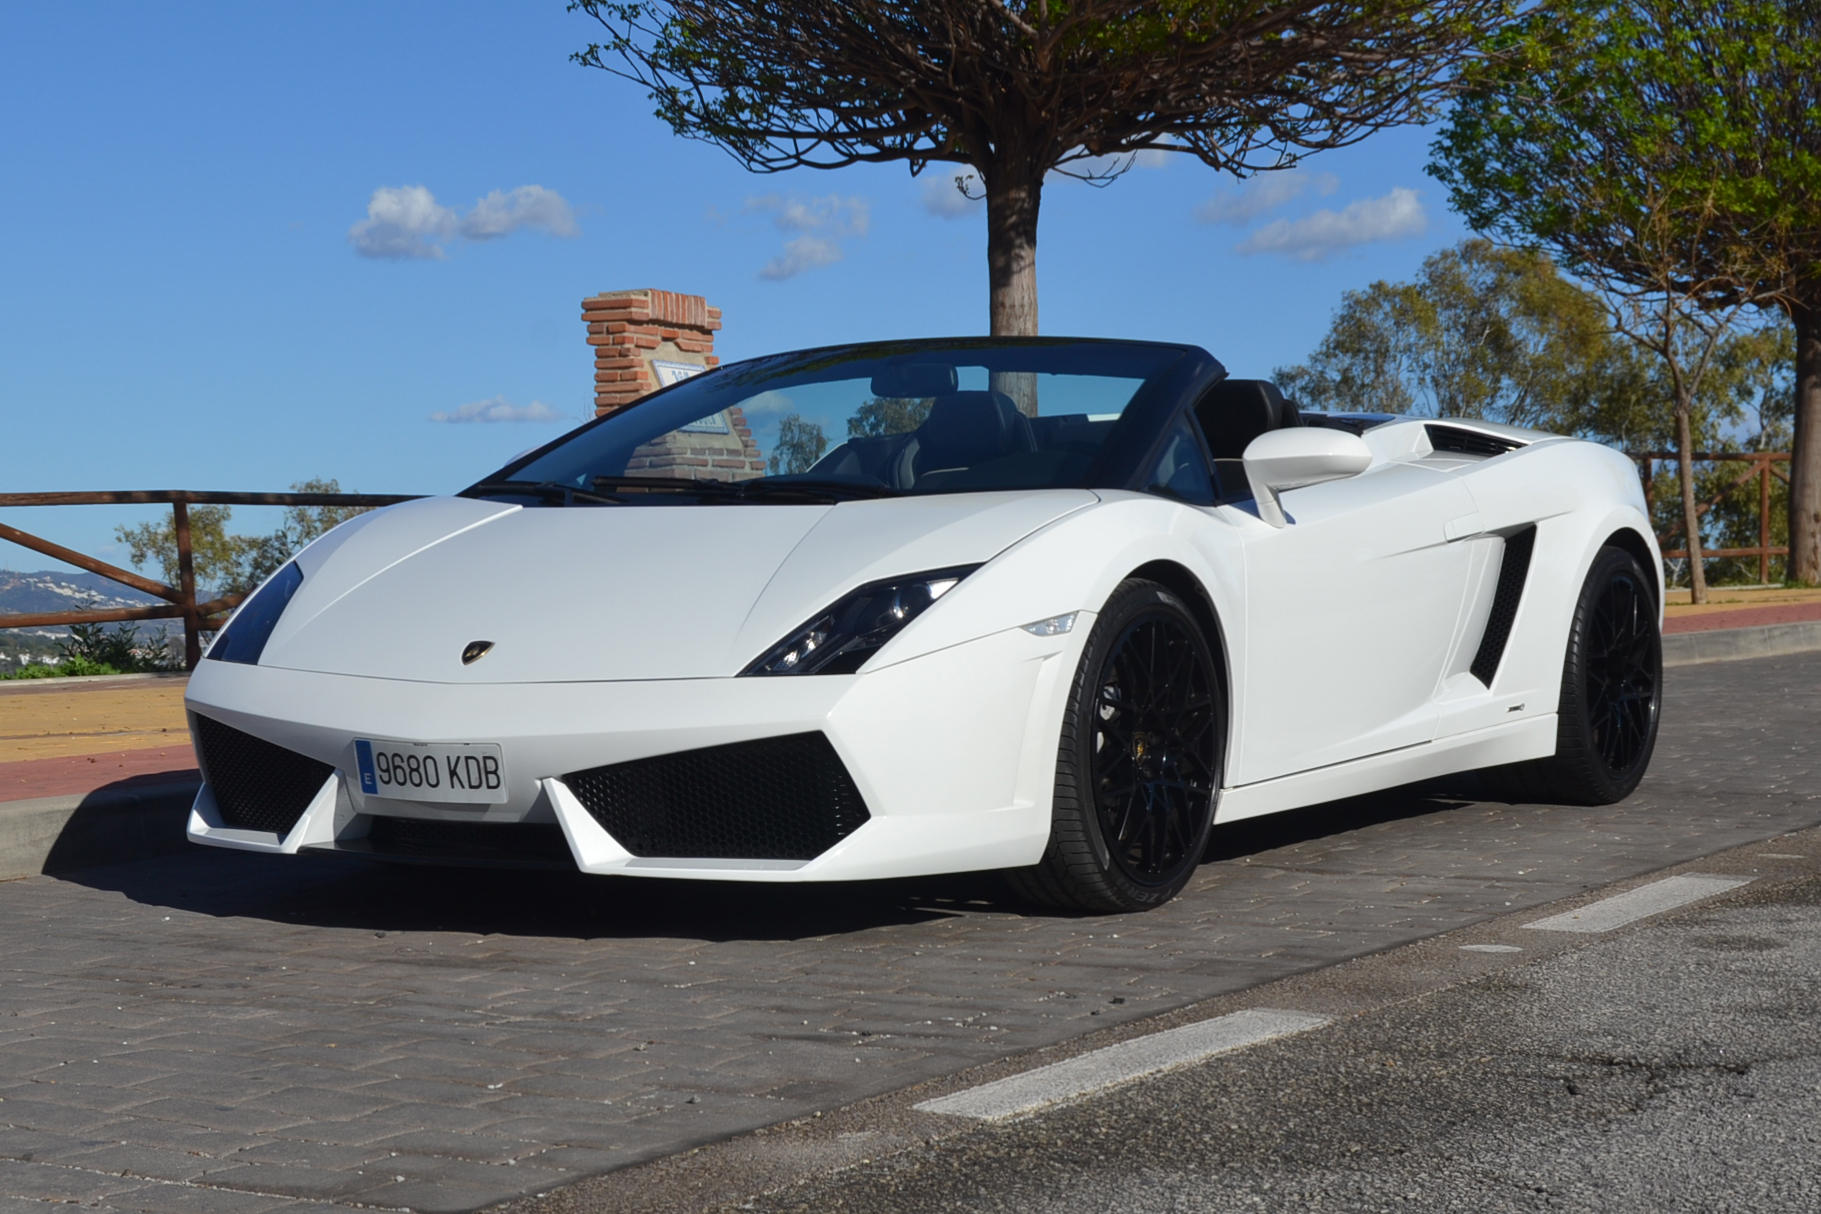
(1427, 424), (1522, 457)
(192, 714), (334, 835)
(563, 732), (871, 860)
(361, 817), (575, 867)
(1471, 526), (1537, 686)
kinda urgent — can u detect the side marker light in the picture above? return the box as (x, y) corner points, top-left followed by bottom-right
(1022, 612), (1077, 637)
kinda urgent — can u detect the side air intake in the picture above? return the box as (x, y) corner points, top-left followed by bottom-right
(1470, 526), (1537, 686)
(563, 732), (870, 861)
(1427, 424), (1522, 457)
(192, 714), (334, 835)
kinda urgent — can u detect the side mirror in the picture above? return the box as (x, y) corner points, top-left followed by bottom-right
(1242, 428), (1373, 527)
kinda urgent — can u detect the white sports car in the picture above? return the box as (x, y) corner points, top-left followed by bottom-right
(184, 338), (1664, 912)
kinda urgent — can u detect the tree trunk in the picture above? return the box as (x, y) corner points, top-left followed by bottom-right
(984, 165), (1041, 338)
(1791, 299), (1821, 585)
(1675, 397), (1708, 605)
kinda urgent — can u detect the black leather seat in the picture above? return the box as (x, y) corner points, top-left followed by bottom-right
(1196, 379), (1302, 461)
(910, 390), (1031, 480)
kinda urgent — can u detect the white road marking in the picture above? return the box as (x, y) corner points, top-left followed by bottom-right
(1760, 853), (1805, 860)
(913, 1008), (1330, 1121)
(1460, 944), (1523, 953)
(1523, 874), (1751, 934)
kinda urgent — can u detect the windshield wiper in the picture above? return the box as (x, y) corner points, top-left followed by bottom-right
(588, 475), (745, 497)
(465, 481), (626, 506)
(737, 478), (895, 501)
(587, 475), (893, 504)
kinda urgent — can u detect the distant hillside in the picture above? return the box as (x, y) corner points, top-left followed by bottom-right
(0, 570), (184, 649)
(0, 569), (164, 615)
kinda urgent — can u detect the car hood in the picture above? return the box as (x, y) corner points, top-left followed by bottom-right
(253, 490), (1097, 682)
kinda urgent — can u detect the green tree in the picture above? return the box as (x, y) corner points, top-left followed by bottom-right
(114, 479), (373, 599)
(768, 414), (828, 474)
(1275, 239), (1619, 430)
(847, 396), (933, 438)
(1430, 0), (1821, 590)
(114, 505), (252, 599)
(574, 0), (1510, 335)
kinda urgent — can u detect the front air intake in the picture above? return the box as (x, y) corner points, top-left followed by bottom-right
(1427, 424), (1522, 457)
(1470, 526), (1537, 686)
(359, 817), (575, 867)
(562, 732), (871, 860)
(191, 714), (334, 835)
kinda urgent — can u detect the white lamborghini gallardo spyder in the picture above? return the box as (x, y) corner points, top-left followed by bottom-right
(184, 337), (1664, 912)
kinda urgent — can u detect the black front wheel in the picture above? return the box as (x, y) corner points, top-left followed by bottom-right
(1484, 545), (1662, 805)
(1011, 579), (1223, 913)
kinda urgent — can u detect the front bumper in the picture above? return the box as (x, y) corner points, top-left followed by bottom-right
(182, 624), (1087, 882)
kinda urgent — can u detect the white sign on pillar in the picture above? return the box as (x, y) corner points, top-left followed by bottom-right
(651, 360), (706, 388)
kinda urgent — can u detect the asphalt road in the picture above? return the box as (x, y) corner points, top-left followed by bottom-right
(0, 650), (1817, 1213)
(726, 869), (1821, 1214)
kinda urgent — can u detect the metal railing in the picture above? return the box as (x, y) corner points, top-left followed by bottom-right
(0, 491), (422, 668)
(1632, 451), (1790, 585)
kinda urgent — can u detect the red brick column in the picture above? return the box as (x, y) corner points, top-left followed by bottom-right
(582, 289), (722, 417)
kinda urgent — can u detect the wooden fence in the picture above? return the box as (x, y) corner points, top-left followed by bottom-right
(1632, 452), (1790, 585)
(0, 491), (421, 668)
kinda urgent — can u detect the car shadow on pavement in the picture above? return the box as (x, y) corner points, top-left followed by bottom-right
(52, 779), (1482, 941)
(1205, 780), (1481, 863)
(52, 846), (1030, 942)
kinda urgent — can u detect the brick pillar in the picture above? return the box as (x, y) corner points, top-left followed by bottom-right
(582, 289), (722, 418)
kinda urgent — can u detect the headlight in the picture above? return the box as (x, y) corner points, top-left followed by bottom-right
(742, 565), (980, 676)
(206, 562), (303, 666)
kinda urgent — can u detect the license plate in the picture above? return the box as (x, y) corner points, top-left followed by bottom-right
(354, 739), (507, 804)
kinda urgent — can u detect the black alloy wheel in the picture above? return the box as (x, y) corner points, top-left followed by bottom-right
(1582, 561), (1660, 778)
(1012, 579), (1222, 913)
(1483, 544), (1662, 806)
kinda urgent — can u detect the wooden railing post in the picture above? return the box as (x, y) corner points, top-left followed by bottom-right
(1760, 454), (1772, 585)
(173, 502), (199, 669)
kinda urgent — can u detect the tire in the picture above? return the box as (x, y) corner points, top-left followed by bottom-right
(1010, 579), (1223, 913)
(1483, 545), (1662, 806)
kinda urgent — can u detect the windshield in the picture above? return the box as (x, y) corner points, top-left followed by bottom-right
(474, 340), (1183, 503)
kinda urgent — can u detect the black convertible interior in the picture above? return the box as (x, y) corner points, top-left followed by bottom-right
(1194, 378), (1304, 500)
(809, 384), (1119, 493)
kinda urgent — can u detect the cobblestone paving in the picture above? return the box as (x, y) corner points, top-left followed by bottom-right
(1, 653), (1817, 1214)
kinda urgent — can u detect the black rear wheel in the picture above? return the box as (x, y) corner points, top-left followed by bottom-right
(1011, 579), (1222, 913)
(1484, 545), (1661, 805)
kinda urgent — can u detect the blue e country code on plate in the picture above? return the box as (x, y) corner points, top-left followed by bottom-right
(354, 739), (508, 804)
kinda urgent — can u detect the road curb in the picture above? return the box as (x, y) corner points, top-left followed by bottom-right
(1662, 618), (1821, 667)
(0, 781), (199, 880)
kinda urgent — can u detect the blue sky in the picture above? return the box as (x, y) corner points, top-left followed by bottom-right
(1, 2), (1472, 575)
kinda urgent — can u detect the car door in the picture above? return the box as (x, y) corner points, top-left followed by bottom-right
(1228, 460), (1479, 786)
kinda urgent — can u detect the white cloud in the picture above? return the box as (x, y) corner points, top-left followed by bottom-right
(744, 194), (871, 279)
(348, 185), (456, 260)
(921, 171), (982, 219)
(760, 235), (845, 281)
(459, 185), (577, 241)
(1195, 170), (1338, 227)
(350, 184), (578, 260)
(429, 396), (566, 424)
(1235, 187), (1428, 261)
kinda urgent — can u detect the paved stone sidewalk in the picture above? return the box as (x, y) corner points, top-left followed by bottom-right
(0, 653), (1817, 1213)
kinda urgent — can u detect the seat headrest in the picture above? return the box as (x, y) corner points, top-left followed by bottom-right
(1199, 379), (1300, 460)
(918, 391), (1023, 465)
